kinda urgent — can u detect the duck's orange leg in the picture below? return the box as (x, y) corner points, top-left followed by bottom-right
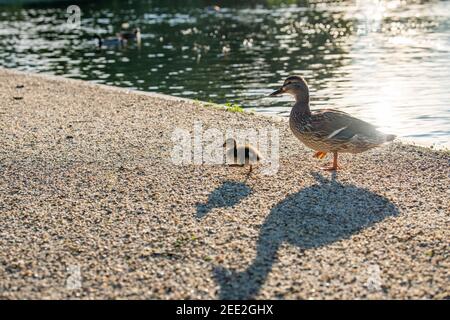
(313, 151), (327, 159)
(321, 152), (340, 171)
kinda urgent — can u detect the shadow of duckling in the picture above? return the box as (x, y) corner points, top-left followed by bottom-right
(212, 172), (399, 299)
(196, 181), (252, 219)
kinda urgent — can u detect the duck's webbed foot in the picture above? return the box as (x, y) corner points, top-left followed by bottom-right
(313, 151), (327, 159)
(320, 152), (341, 171)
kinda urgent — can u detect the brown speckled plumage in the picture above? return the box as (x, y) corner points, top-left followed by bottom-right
(270, 76), (396, 170)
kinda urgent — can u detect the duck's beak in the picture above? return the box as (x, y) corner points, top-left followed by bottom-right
(269, 87), (284, 97)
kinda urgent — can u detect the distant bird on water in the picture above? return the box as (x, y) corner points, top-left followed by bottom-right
(119, 28), (141, 43)
(95, 27), (141, 49)
(270, 76), (396, 171)
(94, 34), (125, 49)
(223, 138), (263, 173)
(206, 5), (221, 12)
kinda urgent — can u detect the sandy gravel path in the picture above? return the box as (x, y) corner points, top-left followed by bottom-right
(0, 68), (448, 299)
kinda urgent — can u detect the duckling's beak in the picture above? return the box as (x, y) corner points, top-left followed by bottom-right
(269, 87), (284, 97)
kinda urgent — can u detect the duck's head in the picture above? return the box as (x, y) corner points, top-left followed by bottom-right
(269, 76), (309, 99)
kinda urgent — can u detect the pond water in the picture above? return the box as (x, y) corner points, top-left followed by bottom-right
(0, 0), (449, 148)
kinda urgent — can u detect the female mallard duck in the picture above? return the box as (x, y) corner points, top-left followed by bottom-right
(270, 76), (396, 171)
(223, 138), (263, 173)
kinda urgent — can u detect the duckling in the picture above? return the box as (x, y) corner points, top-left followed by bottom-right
(270, 76), (396, 171)
(223, 138), (263, 173)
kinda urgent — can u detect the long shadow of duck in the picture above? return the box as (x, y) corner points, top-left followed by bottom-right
(213, 173), (399, 299)
(196, 181), (252, 219)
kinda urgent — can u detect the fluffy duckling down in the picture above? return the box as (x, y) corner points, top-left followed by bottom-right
(223, 138), (263, 173)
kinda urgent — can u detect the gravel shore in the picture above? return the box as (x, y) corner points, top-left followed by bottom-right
(0, 68), (448, 299)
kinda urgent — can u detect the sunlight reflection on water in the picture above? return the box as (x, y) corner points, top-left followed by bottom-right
(0, 0), (449, 147)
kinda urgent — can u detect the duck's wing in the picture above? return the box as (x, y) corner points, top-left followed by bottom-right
(309, 109), (385, 143)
